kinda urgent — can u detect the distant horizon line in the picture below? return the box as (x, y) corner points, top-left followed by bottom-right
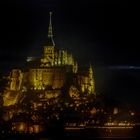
(108, 66), (140, 70)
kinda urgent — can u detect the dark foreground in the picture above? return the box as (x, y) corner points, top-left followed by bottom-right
(1, 126), (140, 140)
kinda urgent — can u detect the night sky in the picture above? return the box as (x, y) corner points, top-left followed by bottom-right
(0, 0), (139, 110)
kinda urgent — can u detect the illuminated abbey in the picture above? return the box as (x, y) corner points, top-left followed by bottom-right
(0, 13), (137, 137)
(3, 12), (95, 107)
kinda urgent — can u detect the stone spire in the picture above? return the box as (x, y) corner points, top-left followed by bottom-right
(47, 12), (55, 46)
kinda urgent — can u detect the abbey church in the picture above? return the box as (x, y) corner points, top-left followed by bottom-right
(3, 12), (95, 107)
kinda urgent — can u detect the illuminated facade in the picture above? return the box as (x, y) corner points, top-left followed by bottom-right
(3, 12), (95, 107)
(1, 13), (137, 137)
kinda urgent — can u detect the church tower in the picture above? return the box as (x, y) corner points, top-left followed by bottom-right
(47, 12), (55, 46)
(41, 12), (55, 66)
(40, 12), (75, 67)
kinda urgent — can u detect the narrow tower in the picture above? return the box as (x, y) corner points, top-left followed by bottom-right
(41, 12), (55, 66)
(88, 64), (95, 95)
(47, 12), (55, 46)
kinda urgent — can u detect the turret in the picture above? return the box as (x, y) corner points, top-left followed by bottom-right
(89, 64), (93, 78)
(88, 64), (95, 95)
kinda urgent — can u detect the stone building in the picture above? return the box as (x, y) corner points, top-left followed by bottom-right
(3, 12), (95, 107)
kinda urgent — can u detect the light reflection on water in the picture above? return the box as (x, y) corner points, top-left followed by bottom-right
(62, 127), (138, 140)
(3, 127), (139, 140)
(40, 138), (137, 140)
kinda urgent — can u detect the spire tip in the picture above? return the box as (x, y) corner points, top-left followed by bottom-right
(47, 12), (55, 46)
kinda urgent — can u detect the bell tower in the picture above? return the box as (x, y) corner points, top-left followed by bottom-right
(41, 12), (55, 66)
